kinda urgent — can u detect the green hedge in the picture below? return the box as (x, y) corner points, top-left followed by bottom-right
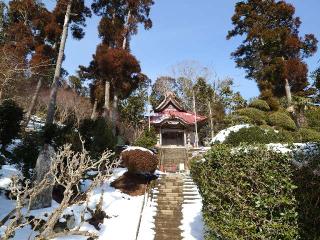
(249, 99), (270, 111)
(296, 128), (320, 143)
(268, 111), (296, 131)
(235, 107), (267, 125)
(292, 146), (320, 239)
(224, 115), (253, 125)
(224, 126), (293, 146)
(191, 145), (298, 239)
(305, 108), (320, 132)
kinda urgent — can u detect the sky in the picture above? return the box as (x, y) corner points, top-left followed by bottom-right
(58, 0), (320, 100)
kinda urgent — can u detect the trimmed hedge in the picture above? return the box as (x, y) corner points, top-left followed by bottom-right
(224, 126), (293, 146)
(224, 115), (252, 125)
(121, 148), (158, 174)
(191, 145), (298, 239)
(305, 108), (320, 132)
(235, 107), (267, 125)
(292, 146), (320, 239)
(249, 99), (270, 111)
(296, 128), (320, 143)
(268, 111), (296, 131)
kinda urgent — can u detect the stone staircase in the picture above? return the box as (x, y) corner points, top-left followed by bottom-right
(150, 173), (202, 240)
(159, 148), (188, 172)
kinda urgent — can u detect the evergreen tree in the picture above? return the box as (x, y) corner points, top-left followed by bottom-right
(227, 0), (318, 103)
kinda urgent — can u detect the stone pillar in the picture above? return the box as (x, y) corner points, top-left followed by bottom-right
(29, 144), (55, 210)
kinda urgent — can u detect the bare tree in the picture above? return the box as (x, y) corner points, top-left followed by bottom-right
(2, 143), (119, 240)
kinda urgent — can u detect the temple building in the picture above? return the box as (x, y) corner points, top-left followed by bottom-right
(150, 92), (207, 148)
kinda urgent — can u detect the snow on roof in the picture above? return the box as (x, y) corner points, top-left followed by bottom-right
(211, 124), (251, 143)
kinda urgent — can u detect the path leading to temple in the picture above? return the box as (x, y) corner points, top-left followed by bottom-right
(150, 173), (203, 240)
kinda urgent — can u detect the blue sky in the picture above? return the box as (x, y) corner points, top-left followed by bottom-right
(60, 0), (320, 100)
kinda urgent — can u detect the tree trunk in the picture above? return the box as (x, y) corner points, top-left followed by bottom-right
(33, 0), (72, 210)
(0, 89), (2, 102)
(208, 100), (214, 140)
(122, 10), (131, 50)
(285, 78), (292, 107)
(91, 98), (98, 120)
(103, 80), (111, 118)
(112, 92), (119, 136)
(192, 90), (199, 148)
(24, 78), (42, 128)
(295, 106), (308, 129)
(46, 1), (72, 125)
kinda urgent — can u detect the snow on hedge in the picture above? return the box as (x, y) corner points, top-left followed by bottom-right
(211, 124), (250, 143)
(122, 146), (154, 155)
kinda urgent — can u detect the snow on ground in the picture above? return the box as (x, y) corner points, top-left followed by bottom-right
(122, 146), (154, 155)
(211, 124), (250, 143)
(181, 199), (204, 240)
(136, 190), (157, 240)
(26, 116), (45, 131)
(0, 167), (147, 240)
(181, 180), (204, 240)
(0, 165), (21, 190)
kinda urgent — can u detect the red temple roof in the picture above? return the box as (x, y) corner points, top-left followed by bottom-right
(150, 92), (207, 126)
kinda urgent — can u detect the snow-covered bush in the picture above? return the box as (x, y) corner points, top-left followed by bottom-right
(0, 99), (23, 149)
(235, 107), (267, 125)
(211, 124), (250, 143)
(249, 99), (270, 111)
(224, 126), (294, 146)
(121, 147), (158, 174)
(267, 111), (296, 131)
(191, 145), (298, 239)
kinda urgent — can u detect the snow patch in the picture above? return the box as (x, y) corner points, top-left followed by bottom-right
(0, 165), (21, 189)
(211, 124), (250, 143)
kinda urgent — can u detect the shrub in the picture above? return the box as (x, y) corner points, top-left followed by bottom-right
(235, 107), (266, 125)
(224, 114), (252, 126)
(12, 132), (41, 179)
(296, 128), (320, 143)
(292, 145), (320, 238)
(121, 148), (158, 174)
(266, 97), (280, 111)
(134, 127), (157, 149)
(78, 118), (117, 158)
(249, 99), (270, 111)
(191, 145), (298, 239)
(0, 99), (23, 148)
(224, 126), (292, 146)
(268, 111), (296, 131)
(305, 107), (320, 131)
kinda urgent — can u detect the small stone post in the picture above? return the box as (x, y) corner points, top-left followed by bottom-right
(29, 144), (55, 210)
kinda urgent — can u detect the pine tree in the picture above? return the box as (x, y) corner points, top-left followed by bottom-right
(227, 0), (318, 104)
